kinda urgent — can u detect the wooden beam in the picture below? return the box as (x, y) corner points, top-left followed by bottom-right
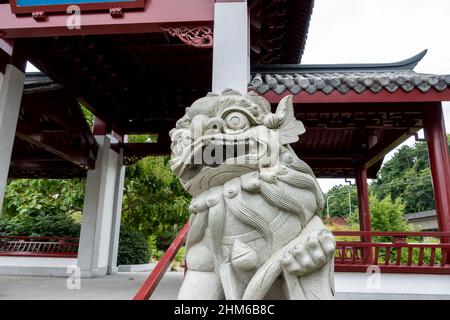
(10, 157), (80, 168)
(359, 129), (420, 169)
(0, 0), (213, 38)
(111, 142), (170, 157)
(15, 131), (95, 169)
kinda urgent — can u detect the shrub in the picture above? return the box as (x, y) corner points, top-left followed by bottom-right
(117, 225), (151, 265)
(0, 212), (80, 237)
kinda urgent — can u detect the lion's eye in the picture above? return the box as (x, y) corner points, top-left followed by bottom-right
(224, 112), (249, 131)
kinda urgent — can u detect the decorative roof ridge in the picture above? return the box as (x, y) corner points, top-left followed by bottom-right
(251, 50), (428, 74)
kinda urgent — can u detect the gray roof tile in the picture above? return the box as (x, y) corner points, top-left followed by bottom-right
(250, 71), (450, 95)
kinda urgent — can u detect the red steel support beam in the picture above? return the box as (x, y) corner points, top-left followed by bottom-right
(424, 103), (450, 263)
(355, 166), (373, 265)
(0, 0), (213, 38)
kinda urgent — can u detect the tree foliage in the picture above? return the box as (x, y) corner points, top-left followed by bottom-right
(372, 135), (450, 214)
(0, 179), (84, 237)
(323, 184), (358, 218)
(121, 156), (191, 250)
(2, 179), (85, 218)
(369, 195), (413, 232)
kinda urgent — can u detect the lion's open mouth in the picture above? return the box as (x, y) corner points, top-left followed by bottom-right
(170, 131), (268, 183)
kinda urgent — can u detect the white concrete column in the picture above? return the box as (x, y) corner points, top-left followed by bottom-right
(107, 148), (125, 275)
(78, 135), (122, 277)
(212, 0), (250, 94)
(0, 64), (25, 212)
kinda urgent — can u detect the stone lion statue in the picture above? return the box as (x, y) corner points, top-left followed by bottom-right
(169, 89), (335, 300)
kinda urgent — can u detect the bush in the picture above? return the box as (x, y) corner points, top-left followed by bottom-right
(0, 212), (80, 237)
(117, 225), (151, 265)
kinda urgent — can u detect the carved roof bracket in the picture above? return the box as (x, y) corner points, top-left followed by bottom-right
(161, 26), (213, 49)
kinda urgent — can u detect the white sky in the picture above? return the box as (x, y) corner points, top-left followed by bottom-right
(301, 0), (450, 192)
(25, 0), (450, 192)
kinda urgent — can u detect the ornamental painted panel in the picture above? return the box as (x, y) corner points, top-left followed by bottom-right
(9, 0), (145, 15)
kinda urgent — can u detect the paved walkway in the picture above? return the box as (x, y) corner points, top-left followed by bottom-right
(1, 271), (450, 300)
(0, 271), (183, 300)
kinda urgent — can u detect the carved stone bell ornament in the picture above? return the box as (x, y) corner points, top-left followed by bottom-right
(169, 89), (335, 300)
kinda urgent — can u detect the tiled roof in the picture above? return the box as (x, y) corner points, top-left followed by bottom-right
(250, 71), (450, 95)
(24, 72), (62, 94)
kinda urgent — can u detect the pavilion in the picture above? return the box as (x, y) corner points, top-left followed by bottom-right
(0, 0), (450, 295)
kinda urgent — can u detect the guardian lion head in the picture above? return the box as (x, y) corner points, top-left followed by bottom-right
(169, 89), (306, 196)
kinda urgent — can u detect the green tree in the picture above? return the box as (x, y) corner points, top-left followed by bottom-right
(0, 179), (84, 237)
(323, 184), (358, 218)
(369, 194), (413, 232)
(345, 194), (414, 234)
(372, 135), (450, 213)
(2, 179), (85, 218)
(121, 156), (191, 250)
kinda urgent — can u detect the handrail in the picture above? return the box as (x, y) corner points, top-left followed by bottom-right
(333, 231), (450, 238)
(335, 231), (450, 273)
(0, 236), (79, 241)
(132, 223), (189, 300)
(0, 236), (79, 258)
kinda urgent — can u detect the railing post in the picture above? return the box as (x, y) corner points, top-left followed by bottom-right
(355, 166), (373, 265)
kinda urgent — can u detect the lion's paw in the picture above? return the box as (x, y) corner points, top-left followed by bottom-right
(281, 229), (336, 277)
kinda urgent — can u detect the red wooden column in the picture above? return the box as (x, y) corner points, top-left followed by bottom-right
(424, 103), (450, 263)
(355, 166), (373, 264)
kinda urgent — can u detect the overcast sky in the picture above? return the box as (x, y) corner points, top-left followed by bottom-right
(302, 0), (450, 192)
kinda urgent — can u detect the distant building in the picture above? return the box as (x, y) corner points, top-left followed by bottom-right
(404, 210), (438, 231)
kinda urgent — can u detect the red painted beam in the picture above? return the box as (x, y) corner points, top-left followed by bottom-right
(132, 223), (189, 300)
(0, 0), (214, 38)
(360, 129), (420, 170)
(256, 88), (450, 104)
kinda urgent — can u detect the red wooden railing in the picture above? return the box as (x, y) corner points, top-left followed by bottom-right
(333, 231), (450, 274)
(0, 236), (79, 258)
(132, 228), (450, 300)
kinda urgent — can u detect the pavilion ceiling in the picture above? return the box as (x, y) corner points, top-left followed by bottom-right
(9, 73), (97, 179)
(249, 0), (314, 64)
(23, 33), (213, 137)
